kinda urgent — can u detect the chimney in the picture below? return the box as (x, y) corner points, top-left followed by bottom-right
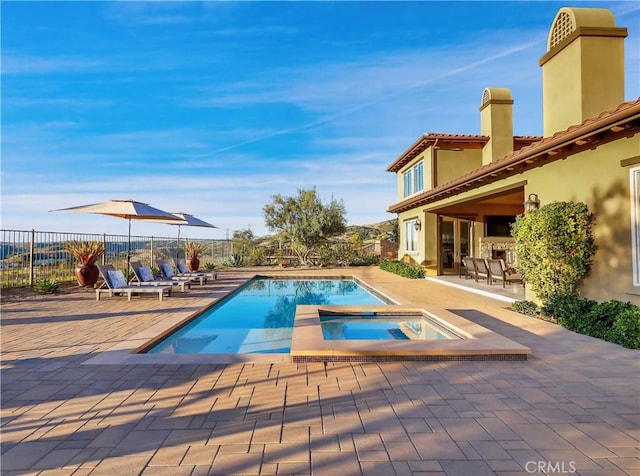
(480, 87), (514, 165)
(540, 7), (627, 137)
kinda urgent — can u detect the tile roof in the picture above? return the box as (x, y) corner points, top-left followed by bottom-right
(386, 134), (489, 172)
(386, 133), (543, 173)
(388, 97), (640, 214)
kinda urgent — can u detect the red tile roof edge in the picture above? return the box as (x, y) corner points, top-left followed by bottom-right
(387, 97), (640, 214)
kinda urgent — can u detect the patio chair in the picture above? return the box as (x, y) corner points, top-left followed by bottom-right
(472, 258), (491, 284)
(487, 258), (524, 287)
(156, 260), (204, 286)
(96, 264), (172, 301)
(460, 256), (476, 280)
(130, 261), (190, 292)
(176, 261), (217, 281)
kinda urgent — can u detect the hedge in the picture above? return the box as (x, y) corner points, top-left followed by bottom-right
(512, 294), (640, 349)
(379, 259), (425, 279)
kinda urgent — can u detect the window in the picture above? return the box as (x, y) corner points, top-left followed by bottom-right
(403, 161), (424, 198)
(403, 170), (413, 198)
(631, 167), (640, 286)
(414, 161), (424, 193)
(405, 219), (418, 252)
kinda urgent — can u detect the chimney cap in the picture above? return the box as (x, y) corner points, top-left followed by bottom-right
(480, 88), (513, 111)
(548, 7), (617, 50)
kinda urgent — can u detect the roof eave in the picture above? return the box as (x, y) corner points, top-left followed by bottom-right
(386, 134), (489, 172)
(387, 99), (640, 214)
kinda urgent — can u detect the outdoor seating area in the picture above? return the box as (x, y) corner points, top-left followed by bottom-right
(1, 266), (638, 474)
(462, 256), (523, 287)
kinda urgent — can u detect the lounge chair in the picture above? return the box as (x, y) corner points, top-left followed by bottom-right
(472, 258), (491, 284)
(96, 265), (172, 301)
(486, 258), (524, 287)
(130, 261), (190, 292)
(460, 256), (476, 280)
(156, 260), (204, 286)
(176, 261), (217, 281)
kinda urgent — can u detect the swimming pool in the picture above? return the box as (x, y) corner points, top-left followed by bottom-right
(146, 277), (389, 354)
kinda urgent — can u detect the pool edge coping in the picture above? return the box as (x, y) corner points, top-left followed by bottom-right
(82, 274), (403, 365)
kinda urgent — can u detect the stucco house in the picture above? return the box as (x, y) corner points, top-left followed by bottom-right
(386, 6), (640, 305)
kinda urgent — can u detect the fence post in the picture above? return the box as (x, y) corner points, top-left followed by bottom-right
(151, 236), (155, 263)
(102, 233), (107, 265)
(29, 229), (35, 287)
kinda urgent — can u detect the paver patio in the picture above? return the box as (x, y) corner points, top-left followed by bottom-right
(1, 266), (638, 475)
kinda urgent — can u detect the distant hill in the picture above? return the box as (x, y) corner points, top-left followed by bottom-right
(344, 219), (398, 241)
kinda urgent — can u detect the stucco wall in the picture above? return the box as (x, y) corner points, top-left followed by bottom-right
(524, 138), (639, 304)
(436, 149), (482, 186)
(396, 150), (433, 202)
(396, 210), (438, 274)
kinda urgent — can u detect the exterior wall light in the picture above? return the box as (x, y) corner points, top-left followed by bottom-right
(524, 193), (540, 212)
(414, 218), (422, 231)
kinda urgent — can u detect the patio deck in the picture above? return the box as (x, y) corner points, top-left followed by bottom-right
(1, 266), (638, 475)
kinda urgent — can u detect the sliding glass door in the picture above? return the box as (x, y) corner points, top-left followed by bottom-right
(439, 217), (473, 275)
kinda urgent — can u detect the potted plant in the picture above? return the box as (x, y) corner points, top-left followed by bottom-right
(64, 240), (106, 287)
(184, 240), (208, 271)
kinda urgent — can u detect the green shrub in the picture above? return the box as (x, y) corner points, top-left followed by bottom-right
(511, 300), (540, 316)
(318, 242), (351, 267)
(350, 253), (379, 266)
(34, 278), (59, 294)
(318, 241), (379, 267)
(203, 262), (216, 271)
(512, 201), (597, 302)
(229, 253), (243, 267)
(247, 247), (266, 266)
(542, 294), (640, 347)
(542, 294), (596, 331)
(607, 309), (640, 349)
(379, 259), (425, 279)
(123, 269), (135, 283)
(583, 300), (637, 339)
(150, 266), (161, 278)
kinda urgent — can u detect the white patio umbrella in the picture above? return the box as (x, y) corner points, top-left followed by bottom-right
(51, 199), (186, 272)
(144, 212), (218, 263)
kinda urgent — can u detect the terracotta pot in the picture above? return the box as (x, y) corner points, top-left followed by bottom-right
(187, 257), (200, 272)
(75, 263), (99, 287)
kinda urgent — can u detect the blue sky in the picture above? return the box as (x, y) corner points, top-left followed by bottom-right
(2, 1), (639, 239)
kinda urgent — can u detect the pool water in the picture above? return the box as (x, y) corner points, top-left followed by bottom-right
(147, 278), (387, 354)
(320, 315), (458, 341)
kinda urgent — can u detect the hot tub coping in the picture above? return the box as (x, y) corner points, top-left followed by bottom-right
(291, 305), (531, 362)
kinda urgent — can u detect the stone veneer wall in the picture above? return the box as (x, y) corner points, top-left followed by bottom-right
(479, 237), (518, 265)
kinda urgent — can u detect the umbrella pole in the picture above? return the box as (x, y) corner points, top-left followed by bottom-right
(127, 216), (132, 278)
(176, 225), (181, 264)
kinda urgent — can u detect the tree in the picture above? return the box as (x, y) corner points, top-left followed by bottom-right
(263, 188), (347, 265)
(232, 228), (255, 256)
(512, 201), (597, 302)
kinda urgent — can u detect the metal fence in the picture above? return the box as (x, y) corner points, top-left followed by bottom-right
(0, 229), (233, 288)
